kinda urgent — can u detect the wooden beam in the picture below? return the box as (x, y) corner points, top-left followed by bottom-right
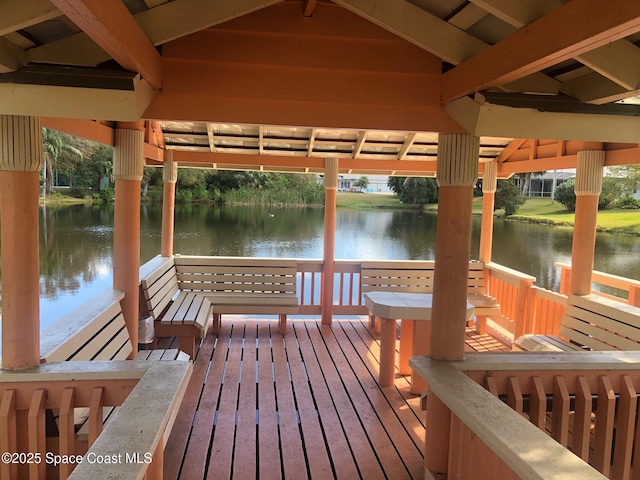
(49, 0), (163, 90)
(561, 73), (640, 105)
(0, 76), (154, 121)
(206, 124), (216, 152)
(258, 125), (264, 154)
(446, 95), (640, 143)
(397, 132), (417, 160)
(496, 138), (527, 163)
(499, 155), (578, 174)
(0, 0), (61, 36)
(42, 118), (115, 145)
(303, 0), (317, 17)
(576, 40), (640, 91)
(333, 0), (558, 94)
(442, 0), (640, 102)
(307, 129), (317, 157)
(29, 0), (284, 67)
(469, 0), (562, 28)
(472, 0), (640, 93)
(143, 0), (168, 8)
(352, 131), (367, 158)
(0, 37), (27, 73)
(447, 3), (487, 30)
(332, 0), (486, 65)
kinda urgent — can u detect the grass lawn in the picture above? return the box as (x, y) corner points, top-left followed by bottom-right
(475, 197), (640, 235)
(336, 191), (420, 209)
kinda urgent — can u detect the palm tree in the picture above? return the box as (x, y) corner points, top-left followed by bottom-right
(42, 129), (83, 195)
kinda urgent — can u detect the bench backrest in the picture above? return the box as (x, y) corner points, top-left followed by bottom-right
(41, 289), (132, 362)
(140, 256), (180, 319)
(559, 294), (640, 350)
(361, 260), (487, 295)
(174, 256), (297, 295)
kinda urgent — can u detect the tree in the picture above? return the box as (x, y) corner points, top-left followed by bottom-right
(554, 179), (576, 211)
(42, 129), (83, 194)
(387, 176), (438, 205)
(599, 177), (623, 209)
(608, 165), (640, 196)
(353, 176), (369, 192)
(495, 180), (525, 216)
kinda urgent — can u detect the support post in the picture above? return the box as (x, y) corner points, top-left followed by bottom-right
(161, 151), (177, 257)
(479, 161), (497, 263)
(322, 158), (338, 326)
(430, 133), (479, 361)
(0, 115), (43, 369)
(113, 122), (145, 356)
(570, 150), (604, 296)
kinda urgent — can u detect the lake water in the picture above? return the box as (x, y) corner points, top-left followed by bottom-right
(4, 202), (640, 328)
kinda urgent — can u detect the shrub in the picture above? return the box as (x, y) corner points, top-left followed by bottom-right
(494, 180), (525, 216)
(94, 186), (114, 203)
(176, 189), (193, 204)
(69, 185), (89, 199)
(554, 179), (576, 211)
(598, 177), (623, 210)
(613, 196), (640, 209)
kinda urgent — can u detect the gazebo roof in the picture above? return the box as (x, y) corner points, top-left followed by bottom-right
(3, 0), (640, 174)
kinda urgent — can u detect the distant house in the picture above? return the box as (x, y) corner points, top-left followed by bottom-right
(516, 171), (575, 198)
(318, 174), (392, 193)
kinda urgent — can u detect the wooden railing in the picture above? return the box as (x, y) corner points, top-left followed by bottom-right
(523, 286), (568, 336)
(409, 352), (640, 479)
(0, 360), (192, 480)
(485, 262), (536, 339)
(556, 262), (640, 306)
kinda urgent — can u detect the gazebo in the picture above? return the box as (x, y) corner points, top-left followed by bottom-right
(2, 1), (640, 478)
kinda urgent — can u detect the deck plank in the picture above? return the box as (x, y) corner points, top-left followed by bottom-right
(295, 321), (361, 480)
(179, 324), (230, 479)
(162, 325), (216, 480)
(272, 325), (309, 479)
(333, 320), (424, 478)
(285, 323), (334, 479)
(306, 322), (386, 480)
(206, 324), (244, 480)
(257, 322), (282, 480)
(233, 321), (258, 480)
(320, 321), (412, 480)
(164, 316), (510, 480)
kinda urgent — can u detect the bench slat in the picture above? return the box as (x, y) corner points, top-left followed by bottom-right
(572, 294), (640, 328)
(174, 256), (298, 268)
(561, 316), (640, 351)
(566, 304), (640, 342)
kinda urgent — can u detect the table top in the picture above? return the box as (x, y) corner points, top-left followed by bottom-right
(364, 291), (475, 320)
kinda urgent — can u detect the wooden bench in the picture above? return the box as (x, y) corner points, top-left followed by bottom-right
(140, 256), (213, 359)
(41, 289), (133, 362)
(174, 255), (298, 334)
(514, 294), (640, 352)
(360, 260), (500, 331)
(38, 288), (190, 454)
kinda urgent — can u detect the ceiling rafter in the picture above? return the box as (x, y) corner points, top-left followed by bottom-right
(332, 0), (558, 95)
(471, 0), (640, 95)
(0, 0), (61, 37)
(352, 131), (367, 158)
(442, 0), (640, 103)
(447, 3), (487, 30)
(0, 37), (27, 73)
(28, 0), (285, 67)
(397, 133), (417, 160)
(303, 0), (317, 17)
(307, 129), (317, 157)
(49, 0), (163, 90)
(206, 124), (217, 152)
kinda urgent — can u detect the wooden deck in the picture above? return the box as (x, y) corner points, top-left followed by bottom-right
(160, 316), (510, 480)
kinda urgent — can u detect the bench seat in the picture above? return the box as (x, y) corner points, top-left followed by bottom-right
(515, 294), (640, 352)
(154, 291), (213, 359)
(141, 255), (299, 338)
(360, 260), (500, 332)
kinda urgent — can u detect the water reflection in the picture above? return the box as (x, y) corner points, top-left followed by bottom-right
(1, 203), (639, 328)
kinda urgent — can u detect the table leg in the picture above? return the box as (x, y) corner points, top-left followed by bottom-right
(398, 319), (414, 376)
(411, 320), (431, 394)
(379, 317), (396, 387)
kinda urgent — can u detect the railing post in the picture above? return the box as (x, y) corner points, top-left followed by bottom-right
(558, 264), (571, 295)
(425, 390), (451, 475)
(514, 279), (534, 339)
(629, 286), (640, 307)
